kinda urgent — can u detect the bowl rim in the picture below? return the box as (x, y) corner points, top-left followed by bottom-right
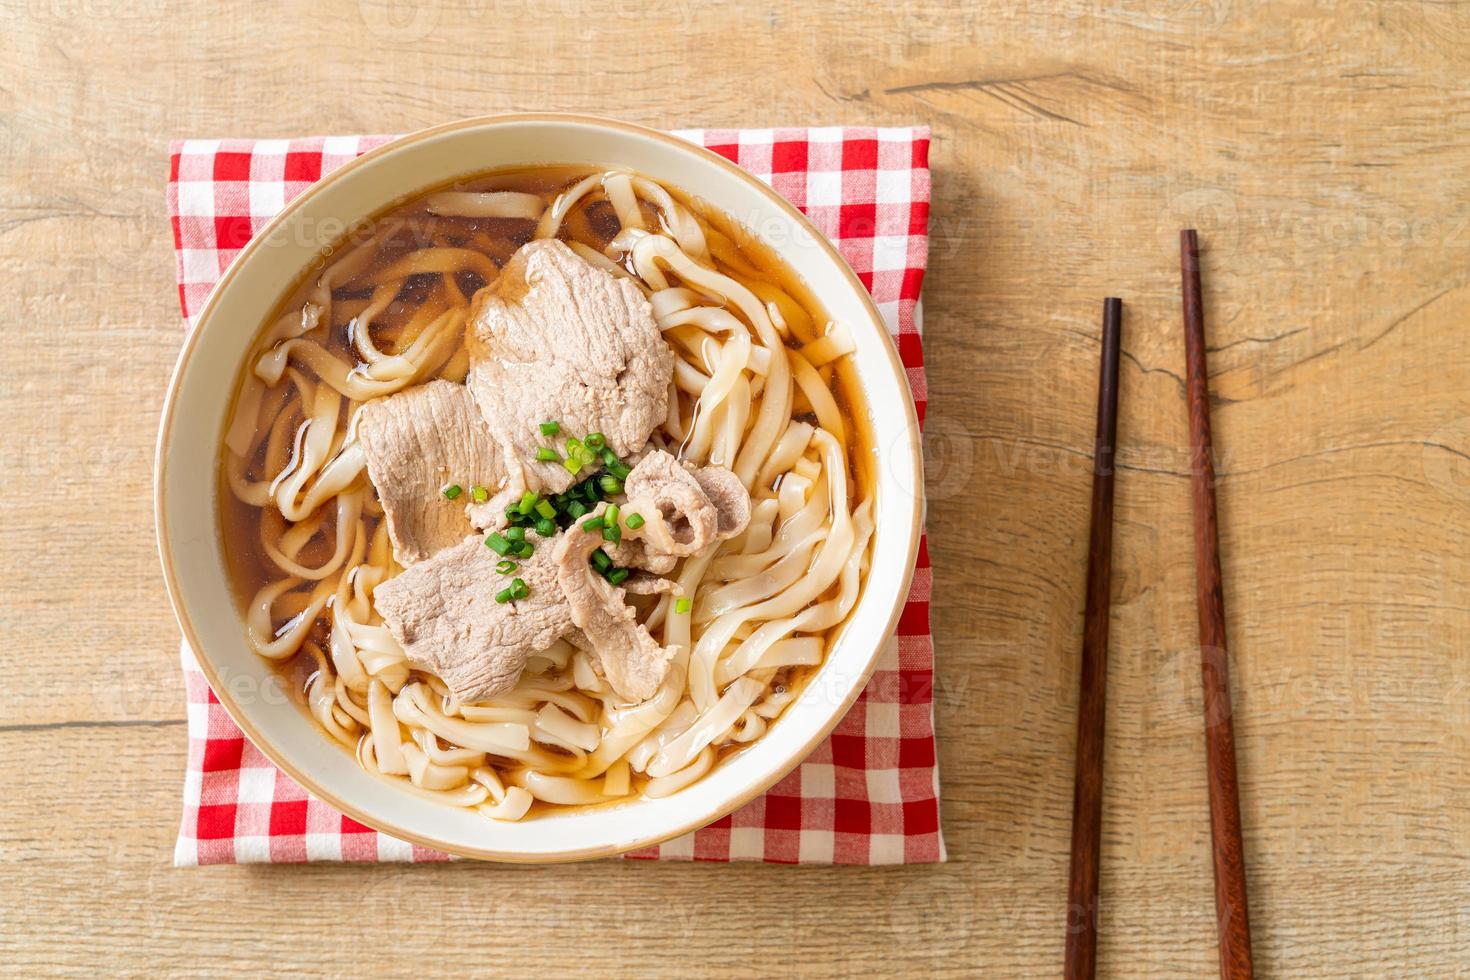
(154, 112), (923, 862)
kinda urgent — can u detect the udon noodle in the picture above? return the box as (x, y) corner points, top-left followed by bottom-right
(221, 166), (874, 820)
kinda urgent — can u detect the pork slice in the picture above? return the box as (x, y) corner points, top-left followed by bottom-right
(465, 239), (671, 492)
(373, 534), (573, 704)
(464, 484), (521, 533)
(553, 505), (675, 703)
(621, 572), (677, 595)
(689, 465), (752, 539)
(603, 537), (678, 575)
(356, 380), (506, 567)
(622, 450), (753, 560)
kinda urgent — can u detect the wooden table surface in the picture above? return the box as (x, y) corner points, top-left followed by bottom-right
(4, 1), (1468, 975)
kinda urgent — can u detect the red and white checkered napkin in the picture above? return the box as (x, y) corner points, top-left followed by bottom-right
(168, 127), (942, 865)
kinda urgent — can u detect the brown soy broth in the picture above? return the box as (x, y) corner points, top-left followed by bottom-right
(219, 164), (876, 800)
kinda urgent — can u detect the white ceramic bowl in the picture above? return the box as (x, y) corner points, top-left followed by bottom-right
(155, 113), (923, 861)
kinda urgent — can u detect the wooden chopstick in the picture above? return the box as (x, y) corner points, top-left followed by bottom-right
(1064, 297), (1122, 980)
(1180, 229), (1255, 979)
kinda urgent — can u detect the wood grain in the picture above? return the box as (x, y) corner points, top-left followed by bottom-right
(3, 0), (1470, 976)
(1182, 231), (1254, 978)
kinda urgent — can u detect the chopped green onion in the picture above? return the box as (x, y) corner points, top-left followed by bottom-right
(535, 500), (556, 520)
(566, 500), (588, 519)
(625, 512), (645, 529)
(510, 577), (530, 600)
(581, 516), (604, 532)
(605, 503), (621, 527)
(536, 447), (560, 463)
(600, 447), (619, 466)
(535, 517), (557, 538)
(442, 484), (463, 500)
(608, 459), (632, 480)
(517, 491), (539, 515)
(539, 420), (561, 436)
(602, 523), (622, 544)
(471, 485), (489, 503)
(606, 567), (630, 585)
(515, 541), (534, 558)
(563, 456), (583, 475)
(495, 587), (513, 604)
(495, 559), (517, 575)
(485, 533), (511, 556)
(505, 526), (526, 542)
(599, 475), (623, 495)
(675, 597), (692, 614)
(585, 432), (607, 451)
(590, 548), (612, 571)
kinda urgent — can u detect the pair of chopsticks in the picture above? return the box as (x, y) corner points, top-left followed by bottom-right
(1063, 231), (1253, 979)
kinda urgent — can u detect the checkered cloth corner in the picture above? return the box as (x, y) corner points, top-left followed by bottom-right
(168, 126), (943, 866)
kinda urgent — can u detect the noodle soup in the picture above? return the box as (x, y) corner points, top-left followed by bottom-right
(221, 166), (873, 820)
